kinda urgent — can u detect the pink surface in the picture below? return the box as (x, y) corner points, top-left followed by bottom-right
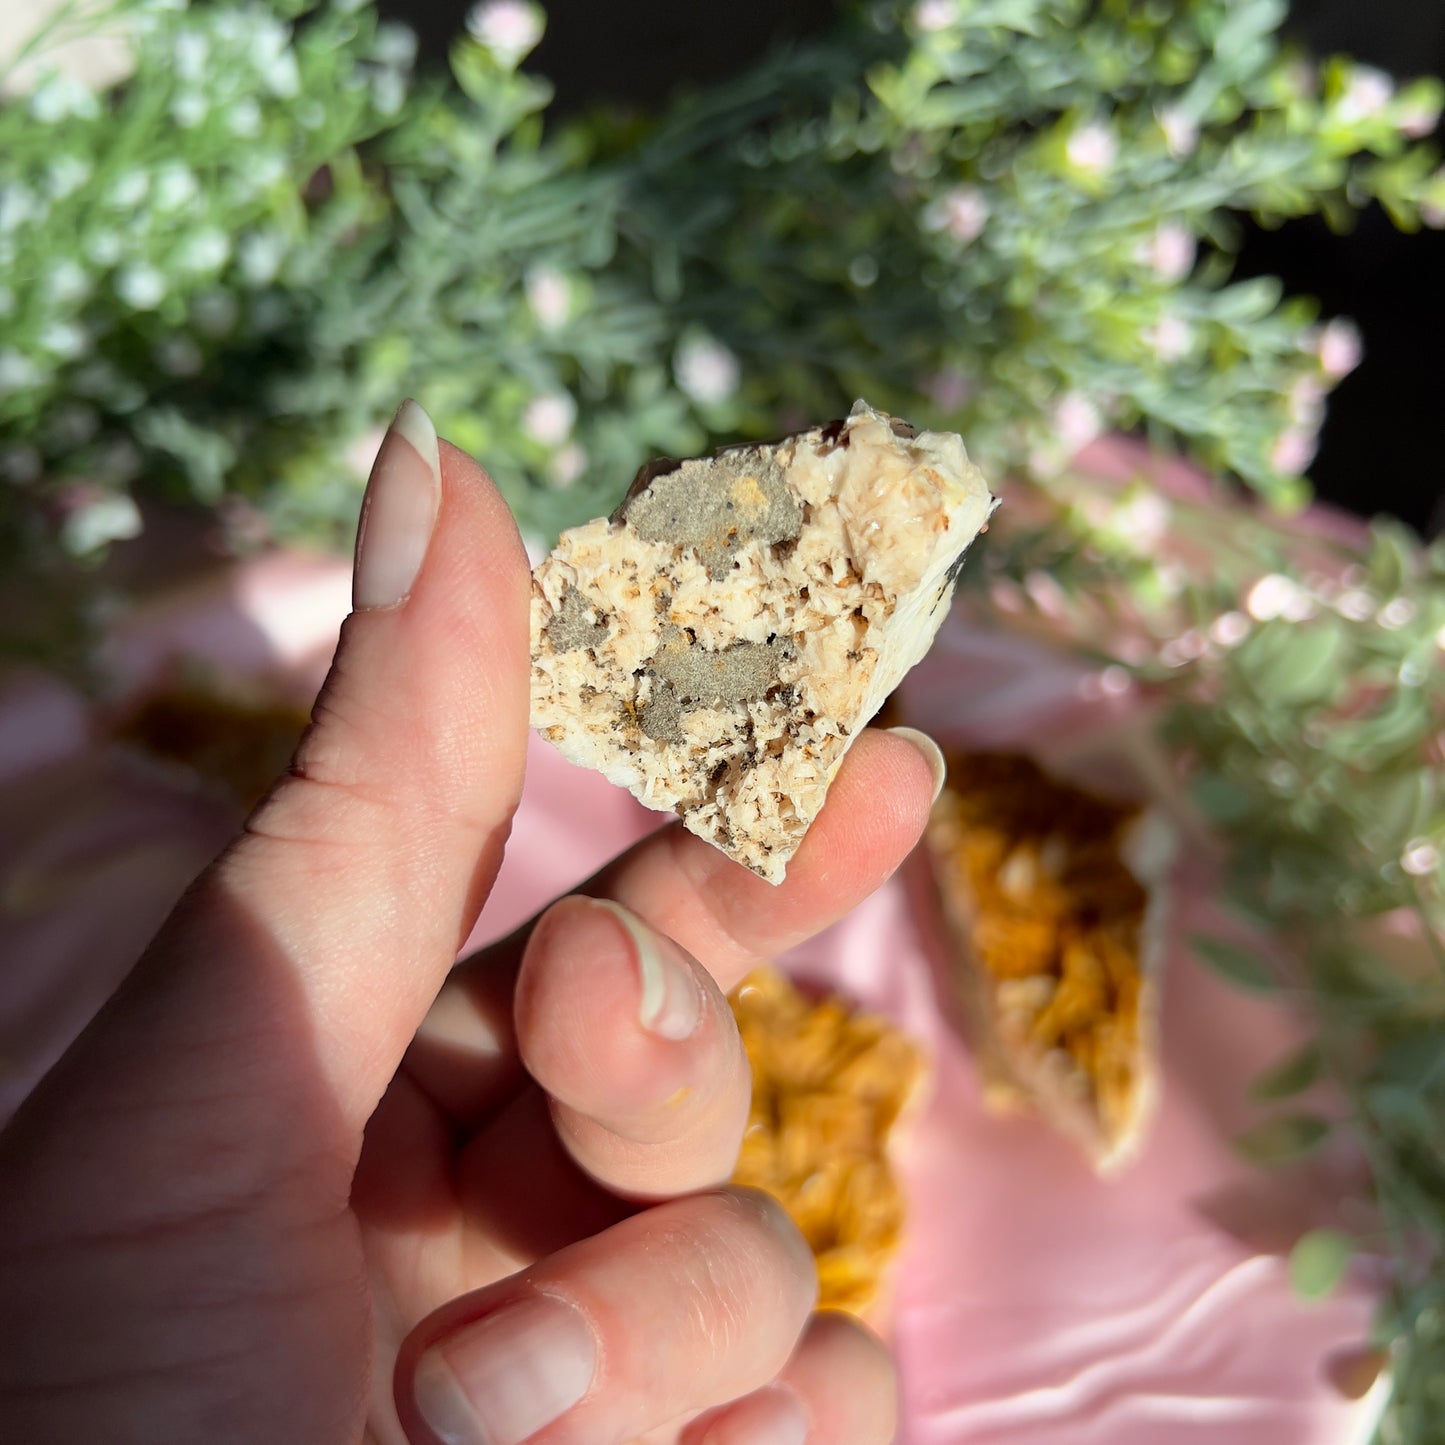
(0, 548), (1381, 1443)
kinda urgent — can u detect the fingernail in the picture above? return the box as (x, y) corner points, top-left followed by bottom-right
(413, 1294), (596, 1445)
(887, 726), (948, 803)
(589, 898), (702, 1040)
(353, 398), (442, 610)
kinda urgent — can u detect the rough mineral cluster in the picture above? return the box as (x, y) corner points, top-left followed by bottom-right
(529, 400), (996, 882)
(924, 752), (1172, 1170)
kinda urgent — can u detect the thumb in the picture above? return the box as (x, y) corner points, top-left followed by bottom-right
(30, 402), (532, 1154)
(208, 401), (532, 1129)
(210, 401), (533, 1129)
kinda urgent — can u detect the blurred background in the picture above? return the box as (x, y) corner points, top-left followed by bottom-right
(382, 0), (1445, 533)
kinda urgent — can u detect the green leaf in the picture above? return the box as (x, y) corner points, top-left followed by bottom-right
(1192, 935), (1279, 993)
(1247, 619), (1348, 706)
(1190, 772), (1256, 826)
(1289, 1228), (1352, 1302)
(1235, 1113), (1332, 1164)
(1250, 1042), (1323, 1101)
(1370, 1031), (1445, 1094)
(1212, 276), (1283, 324)
(1366, 520), (1418, 598)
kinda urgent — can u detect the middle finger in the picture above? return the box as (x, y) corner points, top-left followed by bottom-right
(405, 726), (943, 1129)
(513, 895), (751, 1200)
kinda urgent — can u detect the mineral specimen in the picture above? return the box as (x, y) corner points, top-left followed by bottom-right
(530, 400), (996, 882)
(924, 752), (1172, 1171)
(728, 965), (925, 1320)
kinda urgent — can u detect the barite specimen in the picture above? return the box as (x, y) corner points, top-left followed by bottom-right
(529, 400), (997, 883)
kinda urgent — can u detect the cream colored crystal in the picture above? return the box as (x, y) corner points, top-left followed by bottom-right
(530, 400), (996, 882)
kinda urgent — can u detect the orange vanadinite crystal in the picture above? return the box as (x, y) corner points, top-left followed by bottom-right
(728, 966), (924, 1318)
(930, 752), (1149, 1149)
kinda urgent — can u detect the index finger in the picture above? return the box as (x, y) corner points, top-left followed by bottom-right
(403, 725), (943, 1127)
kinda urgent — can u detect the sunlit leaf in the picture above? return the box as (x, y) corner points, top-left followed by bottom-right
(1238, 619), (1349, 707)
(1289, 1228), (1352, 1302)
(1367, 521), (1418, 599)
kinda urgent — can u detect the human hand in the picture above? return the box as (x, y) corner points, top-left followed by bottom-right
(0, 403), (944, 1445)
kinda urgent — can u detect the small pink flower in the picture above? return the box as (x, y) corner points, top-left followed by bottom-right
(1315, 318), (1363, 379)
(525, 266), (570, 330)
(1140, 222), (1195, 283)
(1024, 570), (1069, 620)
(1098, 665), (1132, 697)
(1336, 66), (1394, 125)
(522, 391), (576, 446)
(1379, 597), (1416, 631)
(466, 0), (543, 66)
(1269, 427), (1317, 476)
(1246, 573), (1304, 622)
(1421, 168), (1445, 228)
(1398, 95), (1441, 139)
(1156, 105), (1199, 159)
(927, 185), (989, 244)
(1210, 612), (1251, 648)
(1336, 589), (1377, 622)
(548, 442), (587, 490)
(913, 0), (958, 31)
(674, 336), (740, 406)
(1144, 314), (1194, 362)
(1110, 490), (1170, 549)
(1053, 392), (1103, 455)
(1066, 121), (1117, 176)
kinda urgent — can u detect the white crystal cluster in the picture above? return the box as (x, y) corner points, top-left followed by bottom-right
(530, 400), (996, 882)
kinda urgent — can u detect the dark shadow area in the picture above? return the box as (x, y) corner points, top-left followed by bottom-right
(387, 0), (839, 115)
(0, 880), (369, 1441)
(1234, 0), (1445, 536)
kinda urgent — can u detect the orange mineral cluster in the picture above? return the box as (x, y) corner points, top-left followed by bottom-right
(728, 966), (925, 1320)
(926, 751), (1160, 1170)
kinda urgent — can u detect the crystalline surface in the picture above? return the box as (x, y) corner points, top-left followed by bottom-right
(530, 400), (996, 882)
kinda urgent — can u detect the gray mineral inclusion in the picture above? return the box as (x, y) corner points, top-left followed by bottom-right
(639, 626), (793, 744)
(616, 447), (803, 577)
(545, 584), (610, 653)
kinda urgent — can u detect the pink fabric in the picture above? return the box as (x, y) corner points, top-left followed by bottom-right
(0, 546), (1382, 1443)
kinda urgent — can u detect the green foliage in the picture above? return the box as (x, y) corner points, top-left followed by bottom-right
(1290, 1227), (1353, 1302)
(2, 0), (1443, 654)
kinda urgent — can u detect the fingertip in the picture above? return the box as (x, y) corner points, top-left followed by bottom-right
(683, 1385), (810, 1445)
(785, 1311), (898, 1445)
(679, 1311), (897, 1445)
(435, 436), (533, 581)
(514, 897), (751, 1197)
(884, 725), (947, 803)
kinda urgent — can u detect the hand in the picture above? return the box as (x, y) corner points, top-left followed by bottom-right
(0, 403), (943, 1445)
